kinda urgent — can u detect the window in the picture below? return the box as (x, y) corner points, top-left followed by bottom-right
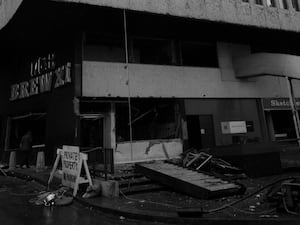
(267, 0), (276, 7)
(84, 33), (125, 62)
(116, 100), (179, 142)
(279, 0), (289, 9)
(255, 0), (263, 5)
(130, 38), (175, 65)
(292, 0), (300, 11)
(180, 42), (218, 68)
(242, 0), (249, 3)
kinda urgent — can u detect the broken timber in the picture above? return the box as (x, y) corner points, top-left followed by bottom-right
(136, 161), (244, 199)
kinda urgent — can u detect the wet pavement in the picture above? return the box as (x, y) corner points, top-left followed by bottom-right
(2, 168), (300, 225)
(0, 176), (165, 225)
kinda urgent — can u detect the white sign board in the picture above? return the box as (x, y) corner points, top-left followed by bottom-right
(61, 145), (80, 188)
(48, 146), (93, 196)
(221, 121), (247, 134)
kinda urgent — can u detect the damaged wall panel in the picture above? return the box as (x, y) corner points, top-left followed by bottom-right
(114, 139), (182, 164)
(82, 61), (297, 98)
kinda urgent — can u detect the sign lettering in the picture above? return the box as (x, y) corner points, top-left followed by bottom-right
(61, 146), (80, 188)
(263, 98), (300, 110)
(10, 61), (71, 101)
(48, 146), (93, 196)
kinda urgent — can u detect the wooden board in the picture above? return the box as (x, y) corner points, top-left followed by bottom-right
(136, 161), (244, 199)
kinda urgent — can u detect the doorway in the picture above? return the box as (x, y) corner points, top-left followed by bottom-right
(186, 114), (215, 149)
(80, 115), (104, 164)
(265, 110), (296, 140)
(8, 114), (46, 150)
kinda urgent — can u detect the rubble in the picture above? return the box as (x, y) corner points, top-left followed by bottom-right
(169, 148), (246, 179)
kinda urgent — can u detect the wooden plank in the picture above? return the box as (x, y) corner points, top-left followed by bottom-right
(136, 162), (243, 199)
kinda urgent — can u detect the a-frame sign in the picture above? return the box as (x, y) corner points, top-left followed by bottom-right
(48, 146), (93, 196)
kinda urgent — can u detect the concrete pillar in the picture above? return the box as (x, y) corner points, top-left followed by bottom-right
(8, 151), (16, 170)
(36, 151), (45, 172)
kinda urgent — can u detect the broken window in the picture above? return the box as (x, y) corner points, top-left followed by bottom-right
(116, 99), (181, 142)
(180, 41), (218, 68)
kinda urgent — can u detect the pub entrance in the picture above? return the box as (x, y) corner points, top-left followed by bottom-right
(7, 113), (46, 150)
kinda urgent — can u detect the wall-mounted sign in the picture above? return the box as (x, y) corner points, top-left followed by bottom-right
(221, 121), (247, 134)
(9, 53), (71, 101)
(263, 98), (300, 110)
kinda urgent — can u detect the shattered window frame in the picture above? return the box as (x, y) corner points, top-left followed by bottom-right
(116, 100), (181, 142)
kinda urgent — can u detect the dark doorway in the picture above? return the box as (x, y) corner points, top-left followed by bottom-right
(80, 116), (103, 149)
(80, 116), (104, 164)
(271, 110), (296, 140)
(186, 115), (215, 149)
(186, 115), (201, 148)
(199, 115), (215, 148)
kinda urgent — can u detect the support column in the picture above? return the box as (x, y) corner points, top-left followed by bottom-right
(4, 117), (11, 151)
(110, 103), (116, 151)
(286, 76), (300, 148)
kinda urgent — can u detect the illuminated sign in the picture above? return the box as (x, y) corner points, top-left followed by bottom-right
(9, 53), (71, 101)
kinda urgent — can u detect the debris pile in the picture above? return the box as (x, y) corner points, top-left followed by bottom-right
(266, 177), (300, 215)
(168, 148), (246, 179)
(82, 180), (102, 199)
(29, 187), (73, 206)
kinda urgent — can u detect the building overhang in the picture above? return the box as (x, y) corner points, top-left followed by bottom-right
(0, 0), (23, 30)
(53, 0), (300, 33)
(233, 53), (300, 80)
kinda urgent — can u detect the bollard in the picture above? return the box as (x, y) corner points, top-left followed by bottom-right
(9, 151), (16, 170)
(36, 151), (45, 172)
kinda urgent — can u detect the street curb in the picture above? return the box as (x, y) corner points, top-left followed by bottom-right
(4, 170), (184, 223)
(4, 170), (300, 225)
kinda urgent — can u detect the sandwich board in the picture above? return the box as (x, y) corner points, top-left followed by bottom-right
(48, 146), (92, 196)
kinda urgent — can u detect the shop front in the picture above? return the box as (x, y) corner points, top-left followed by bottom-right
(184, 98), (263, 148)
(263, 98), (300, 141)
(4, 46), (76, 164)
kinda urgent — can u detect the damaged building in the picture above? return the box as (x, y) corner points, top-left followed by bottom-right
(1, 0), (300, 173)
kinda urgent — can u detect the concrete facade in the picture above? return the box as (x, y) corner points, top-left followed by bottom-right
(57, 0), (300, 32)
(82, 44), (300, 99)
(0, 0), (23, 30)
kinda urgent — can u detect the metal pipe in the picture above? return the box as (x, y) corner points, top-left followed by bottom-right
(123, 9), (134, 161)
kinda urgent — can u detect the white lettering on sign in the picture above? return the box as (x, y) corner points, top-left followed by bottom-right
(30, 53), (56, 77)
(270, 99), (300, 108)
(9, 63), (71, 101)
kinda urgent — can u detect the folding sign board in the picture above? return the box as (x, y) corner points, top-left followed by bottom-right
(48, 146), (92, 196)
(61, 145), (79, 188)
